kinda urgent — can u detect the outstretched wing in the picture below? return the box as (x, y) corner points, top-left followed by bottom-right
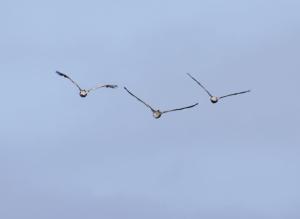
(88, 84), (118, 93)
(162, 103), (199, 114)
(124, 87), (155, 112)
(186, 73), (213, 97)
(219, 90), (251, 99)
(56, 71), (82, 91)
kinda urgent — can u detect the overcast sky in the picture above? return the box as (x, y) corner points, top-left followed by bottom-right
(1, 0), (300, 218)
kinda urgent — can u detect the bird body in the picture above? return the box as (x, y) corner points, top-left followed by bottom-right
(153, 110), (162, 119)
(210, 96), (219, 104)
(79, 90), (88, 97)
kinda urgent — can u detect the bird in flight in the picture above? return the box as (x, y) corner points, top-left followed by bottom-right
(187, 73), (250, 104)
(124, 87), (199, 119)
(56, 71), (118, 97)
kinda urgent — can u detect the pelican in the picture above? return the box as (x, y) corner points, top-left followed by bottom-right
(124, 87), (198, 119)
(187, 73), (250, 104)
(56, 71), (118, 97)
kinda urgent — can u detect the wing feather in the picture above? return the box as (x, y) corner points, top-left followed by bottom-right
(124, 87), (155, 112)
(219, 90), (251, 99)
(162, 103), (199, 114)
(56, 71), (82, 91)
(187, 73), (213, 97)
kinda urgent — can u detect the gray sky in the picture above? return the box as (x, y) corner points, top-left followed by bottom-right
(1, 0), (300, 218)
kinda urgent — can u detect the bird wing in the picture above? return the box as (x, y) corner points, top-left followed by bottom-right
(56, 71), (82, 91)
(219, 90), (251, 99)
(87, 84), (118, 93)
(124, 87), (155, 112)
(162, 103), (199, 114)
(186, 73), (213, 97)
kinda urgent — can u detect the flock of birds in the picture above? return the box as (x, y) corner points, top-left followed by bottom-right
(56, 71), (251, 119)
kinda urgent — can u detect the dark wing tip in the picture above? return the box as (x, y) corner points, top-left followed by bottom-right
(186, 72), (194, 78)
(56, 71), (67, 78)
(188, 102), (199, 108)
(124, 86), (131, 93)
(107, 85), (118, 89)
(239, 90), (251, 94)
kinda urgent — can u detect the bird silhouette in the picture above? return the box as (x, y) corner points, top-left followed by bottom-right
(124, 87), (198, 119)
(56, 71), (117, 97)
(187, 73), (250, 104)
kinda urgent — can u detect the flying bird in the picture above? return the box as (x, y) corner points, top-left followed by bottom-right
(124, 87), (199, 119)
(187, 73), (250, 104)
(56, 71), (118, 97)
